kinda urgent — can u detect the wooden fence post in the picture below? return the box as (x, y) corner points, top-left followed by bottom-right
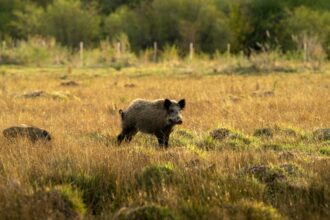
(0, 41), (4, 63)
(189, 42), (194, 60)
(153, 42), (158, 62)
(303, 36), (308, 63)
(79, 41), (84, 67)
(227, 43), (231, 57)
(116, 42), (121, 59)
(2, 41), (6, 51)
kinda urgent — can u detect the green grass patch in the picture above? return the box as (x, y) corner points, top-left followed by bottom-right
(320, 146), (330, 156)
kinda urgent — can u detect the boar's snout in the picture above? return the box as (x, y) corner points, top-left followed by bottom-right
(169, 116), (183, 125)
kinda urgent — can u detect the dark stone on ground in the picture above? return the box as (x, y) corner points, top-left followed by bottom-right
(124, 83), (136, 88)
(60, 80), (79, 86)
(313, 128), (330, 141)
(210, 128), (231, 140)
(22, 90), (44, 98)
(3, 124), (51, 143)
(253, 128), (273, 138)
(278, 151), (295, 160)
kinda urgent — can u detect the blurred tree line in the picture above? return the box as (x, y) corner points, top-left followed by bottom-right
(0, 0), (330, 57)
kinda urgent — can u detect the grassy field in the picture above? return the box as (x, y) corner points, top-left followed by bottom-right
(0, 62), (329, 219)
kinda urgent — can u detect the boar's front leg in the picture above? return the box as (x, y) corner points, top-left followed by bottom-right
(156, 133), (169, 148)
(155, 128), (172, 148)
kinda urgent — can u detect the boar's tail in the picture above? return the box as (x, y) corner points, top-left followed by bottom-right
(119, 109), (125, 119)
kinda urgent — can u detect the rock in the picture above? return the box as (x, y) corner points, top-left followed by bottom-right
(250, 91), (275, 97)
(185, 158), (201, 169)
(163, 152), (180, 163)
(113, 205), (174, 220)
(210, 128), (231, 140)
(229, 95), (241, 103)
(213, 68), (220, 73)
(281, 128), (297, 137)
(59, 75), (68, 80)
(313, 128), (330, 141)
(124, 83), (136, 88)
(245, 165), (268, 177)
(19, 90), (79, 100)
(263, 91), (275, 97)
(253, 128), (273, 138)
(182, 68), (193, 75)
(279, 163), (301, 176)
(244, 163), (303, 184)
(22, 90), (44, 98)
(278, 151), (295, 160)
(262, 144), (283, 151)
(250, 92), (258, 97)
(45, 91), (79, 101)
(207, 163), (216, 171)
(3, 124), (51, 143)
(245, 165), (285, 183)
(210, 128), (242, 141)
(60, 80), (79, 86)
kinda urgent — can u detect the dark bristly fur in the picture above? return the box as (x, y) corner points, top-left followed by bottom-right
(117, 98), (185, 147)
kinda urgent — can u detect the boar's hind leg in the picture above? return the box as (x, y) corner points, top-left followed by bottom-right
(117, 127), (137, 144)
(126, 128), (137, 142)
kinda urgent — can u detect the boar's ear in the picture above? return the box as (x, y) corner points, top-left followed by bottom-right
(178, 99), (185, 109)
(164, 99), (172, 110)
(119, 109), (125, 119)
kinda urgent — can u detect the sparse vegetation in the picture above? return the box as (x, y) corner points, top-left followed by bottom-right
(1, 0), (329, 218)
(0, 62), (329, 219)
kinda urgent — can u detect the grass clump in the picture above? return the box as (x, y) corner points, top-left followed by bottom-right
(113, 204), (175, 220)
(52, 184), (87, 216)
(209, 127), (250, 143)
(70, 172), (117, 214)
(31, 168), (117, 215)
(254, 128), (273, 138)
(137, 163), (175, 189)
(0, 184), (86, 220)
(264, 179), (330, 219)
(244, 163), (304, 184)
(320, 146), (330, 156)
(313, 129), (330, 141)
(197, 128), (255, 151)
(261, 144), (284, 151)
(196, 136), (219, 150)
(254, 126), (305, 141)
(171, 129), (195, 146)
(224, 200), (284, 220)
(0, 67), (330, 219)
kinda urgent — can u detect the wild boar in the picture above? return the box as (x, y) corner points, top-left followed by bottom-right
(117, 98), (186, 147)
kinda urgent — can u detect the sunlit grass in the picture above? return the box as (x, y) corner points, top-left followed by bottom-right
(0, 62), (329, 219)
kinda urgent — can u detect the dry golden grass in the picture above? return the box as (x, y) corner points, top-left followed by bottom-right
(0, 63), (329, 219)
